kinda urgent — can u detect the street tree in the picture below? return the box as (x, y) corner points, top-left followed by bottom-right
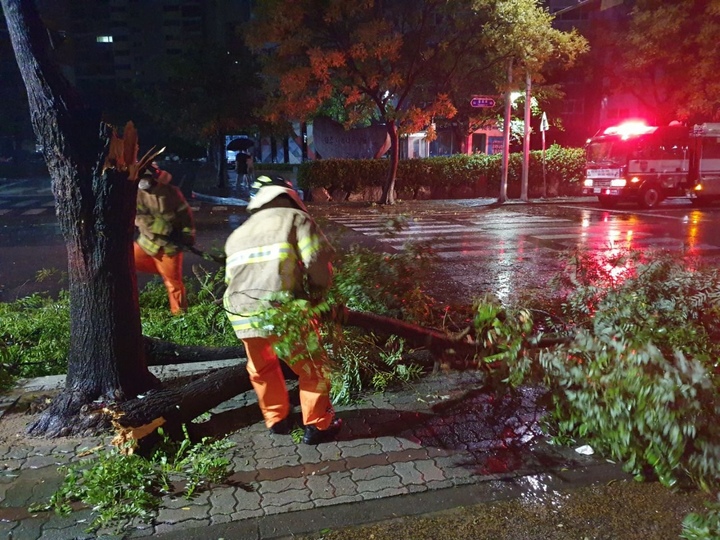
(0, 1), (525, 443)
(246, 0), (499, 205)
(246, 0), (585, 205)
(477, 0), (587, 202)
(1, 0), (162, 436)
(607, 0), (720, 124)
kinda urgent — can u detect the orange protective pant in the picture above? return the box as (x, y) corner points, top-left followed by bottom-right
(242, 336), (334, 430)
(133, 242), (187, 314)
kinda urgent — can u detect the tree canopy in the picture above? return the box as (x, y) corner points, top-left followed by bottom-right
(609, 0), (720, 123)
(246, 0), (586, 204)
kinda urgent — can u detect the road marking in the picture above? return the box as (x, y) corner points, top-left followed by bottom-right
(329, 209), (718, 258)
(21, 209), (46, 215)
(558, 205), (699, 221)
(11, 199), (35, 207)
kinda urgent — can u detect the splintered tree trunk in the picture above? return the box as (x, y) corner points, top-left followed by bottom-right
(2, 0), (158, 437)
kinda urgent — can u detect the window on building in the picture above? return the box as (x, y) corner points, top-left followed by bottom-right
(471, 133), (487, 154)
(96, 35), (113, 43)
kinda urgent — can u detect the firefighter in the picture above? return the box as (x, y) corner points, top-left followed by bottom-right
(223, 175), (342, 445)
(134, 164), (196, 315)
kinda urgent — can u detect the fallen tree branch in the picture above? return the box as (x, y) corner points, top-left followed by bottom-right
(143, 336), (246, 365)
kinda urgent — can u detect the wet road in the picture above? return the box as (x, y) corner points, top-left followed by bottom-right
(2, 177), (720, 304)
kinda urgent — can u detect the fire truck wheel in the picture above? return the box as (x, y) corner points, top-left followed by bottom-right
(639, 185), (663, 209)
(597, 195), (617, 209)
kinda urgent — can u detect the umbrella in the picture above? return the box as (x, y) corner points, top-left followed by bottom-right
(227, 137), (255, 151)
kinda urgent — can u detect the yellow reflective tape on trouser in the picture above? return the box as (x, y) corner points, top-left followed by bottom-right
(297, 235), (322, 261)
(225, 242), (294, 270)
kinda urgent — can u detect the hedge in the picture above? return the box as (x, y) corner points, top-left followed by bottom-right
(296, 144), (586, 200)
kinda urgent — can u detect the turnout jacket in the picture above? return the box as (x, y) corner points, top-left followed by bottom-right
(223, 193), (334, 339)
(135, 182), (195, 256)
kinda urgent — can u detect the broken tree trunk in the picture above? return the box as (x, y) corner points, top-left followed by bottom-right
(143, 337), (247, 366)
(112, 307), (483, 434)
(331, 306), (481, 358)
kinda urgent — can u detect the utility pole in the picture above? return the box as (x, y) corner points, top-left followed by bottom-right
(500, 59), (513, 203)
(521, 70), (531, 202)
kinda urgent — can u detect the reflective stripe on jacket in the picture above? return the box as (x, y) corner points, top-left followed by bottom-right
(223, 203), (334, 339)
(135, 183), (195, 256)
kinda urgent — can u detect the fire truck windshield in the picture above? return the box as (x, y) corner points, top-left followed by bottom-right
(586, 138), (636, 166)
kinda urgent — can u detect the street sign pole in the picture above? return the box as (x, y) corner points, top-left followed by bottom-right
(540, 112), (549, 198)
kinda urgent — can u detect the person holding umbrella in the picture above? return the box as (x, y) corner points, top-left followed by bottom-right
(227, 137), (255, 193)
(235, 151), (253, 192)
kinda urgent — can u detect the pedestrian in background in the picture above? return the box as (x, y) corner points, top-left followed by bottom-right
(134, 164), (196, 314)
(236, 151), (253, 193)
(223, 175), (342, 445)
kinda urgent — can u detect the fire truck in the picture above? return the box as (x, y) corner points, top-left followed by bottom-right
(582, 121), (692, 209)
(688, 123), (720, 207)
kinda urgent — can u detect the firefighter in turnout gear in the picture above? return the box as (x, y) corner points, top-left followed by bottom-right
(223, 175), (342, 445)
(134, 164), (195, 314)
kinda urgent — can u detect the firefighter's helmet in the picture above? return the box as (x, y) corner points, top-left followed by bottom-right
(247, 175), (306, 213)
(250, 175), (293, 197)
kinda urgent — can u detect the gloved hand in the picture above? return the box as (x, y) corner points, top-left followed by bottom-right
(168, 229), (188, 248)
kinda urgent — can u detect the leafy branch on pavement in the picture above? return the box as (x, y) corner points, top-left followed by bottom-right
(503, 247), (720, 539)
(29, 426), (234, 534)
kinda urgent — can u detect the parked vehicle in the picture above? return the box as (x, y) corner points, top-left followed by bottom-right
(688, 123), (720, 207)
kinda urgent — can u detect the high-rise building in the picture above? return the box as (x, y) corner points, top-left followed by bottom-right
(1, 0), (255, 155)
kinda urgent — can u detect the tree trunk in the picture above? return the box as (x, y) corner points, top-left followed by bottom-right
(144, 337), (246, 365)
(333, 307), (480, 358)
(213, 132), (227, 188)
(115, 307), (483, 432)
(2, 0), (158, 438)
(380, 122), (399, 205)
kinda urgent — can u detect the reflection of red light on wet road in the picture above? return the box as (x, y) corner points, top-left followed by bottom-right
(482, 456), (511, 474)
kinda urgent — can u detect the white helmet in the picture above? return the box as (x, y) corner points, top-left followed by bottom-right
(247, 175), (307, 212)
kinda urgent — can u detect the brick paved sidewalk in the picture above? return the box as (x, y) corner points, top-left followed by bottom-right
(0, 365), (628, 540)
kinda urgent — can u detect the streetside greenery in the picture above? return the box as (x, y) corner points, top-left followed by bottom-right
(29, 426), (234, 534)
(296, 145), (586, 200)
(0, 289), (71, 386)
(0, 267), (237, 392)
(6, 230), (720, 536)
(501, 248), (720, 539)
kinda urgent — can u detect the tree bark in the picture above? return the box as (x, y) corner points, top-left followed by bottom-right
(111, 360), (298, 433)
(333, 306), (481, 359)
(380, 122), (399, 205)
(144, 337), (246, 365)
(2, 0), (158, 438)
(213, 131), (227, 188)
